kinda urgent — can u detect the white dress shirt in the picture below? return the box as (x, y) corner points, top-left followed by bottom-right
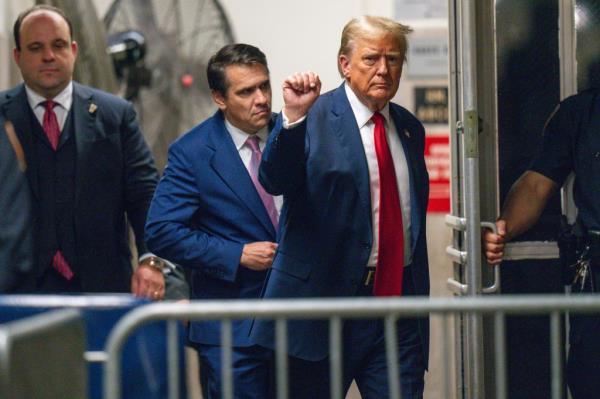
(25, 82), (73, 131)
(225, 119), (283, 215)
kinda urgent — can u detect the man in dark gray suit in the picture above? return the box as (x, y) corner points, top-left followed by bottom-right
(0, 5), (169, 297)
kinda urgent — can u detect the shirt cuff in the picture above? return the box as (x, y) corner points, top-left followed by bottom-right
(282, 109), (306, 129)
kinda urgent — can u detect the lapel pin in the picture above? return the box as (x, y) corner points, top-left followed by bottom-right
(88, 103), (98, 115)
(404, 129), (410, 138)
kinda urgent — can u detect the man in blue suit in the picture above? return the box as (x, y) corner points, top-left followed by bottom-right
(145, 44), (279, 398)
(1, 5), (167, 297)
(252, 16), (430, 399)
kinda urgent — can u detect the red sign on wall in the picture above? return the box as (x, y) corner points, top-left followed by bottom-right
(424, 135), (450, 213)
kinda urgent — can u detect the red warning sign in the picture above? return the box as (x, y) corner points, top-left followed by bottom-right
(425, 135), (450, 213)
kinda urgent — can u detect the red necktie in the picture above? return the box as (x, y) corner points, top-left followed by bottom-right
(42, 100), (60, 150)
(42, 100), (74, 280)
(246, 136), (279, 230)
(372, 112), (404, 296)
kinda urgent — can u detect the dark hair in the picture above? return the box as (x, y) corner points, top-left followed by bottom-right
(13, 5), (73, 51)
(207, 43), (269, 95)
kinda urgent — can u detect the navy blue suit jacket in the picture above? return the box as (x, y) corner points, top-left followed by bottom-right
(0, 83), (158, 292)
(252, 84), (430, 362)
(145, 111), (277, 347)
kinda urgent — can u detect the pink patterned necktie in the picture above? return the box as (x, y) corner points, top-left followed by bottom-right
(42, 100), (60, 150)
(246, 135), (278, 230)
(42, 100), (74, 280)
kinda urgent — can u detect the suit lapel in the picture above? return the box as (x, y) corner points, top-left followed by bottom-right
(330, 85), (372, 216)
(72, 83), (101, 205)
(2, 85), (39, 199)
(208, 114), (276, 237)
(389, 105), (422, 253)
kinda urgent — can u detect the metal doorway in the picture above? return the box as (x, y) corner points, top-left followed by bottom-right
(446, 0), (600, 398)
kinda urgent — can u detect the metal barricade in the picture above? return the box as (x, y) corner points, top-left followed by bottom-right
(0, 308), (87, 399)
(102, 295), (600, 399)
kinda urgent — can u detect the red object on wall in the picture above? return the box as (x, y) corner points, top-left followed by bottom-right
(424, 134), (450, 213)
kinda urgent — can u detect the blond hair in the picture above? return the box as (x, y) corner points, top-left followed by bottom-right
(337, 16), (412, 77)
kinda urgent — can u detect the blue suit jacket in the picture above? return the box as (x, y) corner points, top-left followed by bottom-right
(0, 83), (158, 292)
(145, 111), (277, 346)
(251, 84), (430, 362)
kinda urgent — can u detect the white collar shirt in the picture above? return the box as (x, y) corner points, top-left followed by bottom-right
(26, 82), (73, 132)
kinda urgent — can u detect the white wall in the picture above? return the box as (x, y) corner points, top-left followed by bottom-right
(219, 0), (394, 110)
(0, 0), (435, 110)
(0, 0), (34, 90)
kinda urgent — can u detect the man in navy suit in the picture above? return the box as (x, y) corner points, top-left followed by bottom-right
(252, 16), (430, 399)
(145, 44), (279, 398)
(1, 5), (167, 297)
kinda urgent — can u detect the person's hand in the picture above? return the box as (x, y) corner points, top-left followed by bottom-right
(240, 241), (278, 271)
(282, 71), (321, 123)
(131, 264), (165, 300)
(483, 219), (507, 265)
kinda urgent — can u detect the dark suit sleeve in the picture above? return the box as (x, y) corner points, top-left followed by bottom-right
(145, 143), (243, 283)
(0, 122), (33, 292)
(120, 103), (159, 255)
(259, 114), (308, 196)
(529, 100), (577, 186)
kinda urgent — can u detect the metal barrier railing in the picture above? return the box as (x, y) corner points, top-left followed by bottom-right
(0, 309), (87, 398)
(101, 294), (600, 399)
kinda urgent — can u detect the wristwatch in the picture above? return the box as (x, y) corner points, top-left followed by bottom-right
(140, 256), (167, 271)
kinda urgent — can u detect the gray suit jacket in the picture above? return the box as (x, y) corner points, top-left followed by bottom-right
(0, 82), (159, 292)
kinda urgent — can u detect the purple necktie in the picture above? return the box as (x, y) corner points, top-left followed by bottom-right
(246, 135), (278, 230)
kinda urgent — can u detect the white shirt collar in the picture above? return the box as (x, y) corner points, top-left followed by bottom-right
(344, 82), (391, 128)
(25, 81), (73, 111)
(225, 118), (270, 150)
